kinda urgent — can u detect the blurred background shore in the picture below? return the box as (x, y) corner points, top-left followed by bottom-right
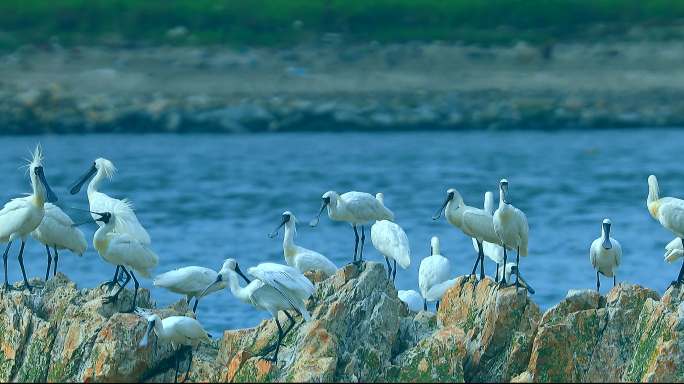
(2, 0), (684, 133)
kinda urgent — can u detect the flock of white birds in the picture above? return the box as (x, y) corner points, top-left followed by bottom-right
(2, 145), (684, 381)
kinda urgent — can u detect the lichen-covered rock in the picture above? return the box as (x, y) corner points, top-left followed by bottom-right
(437, 276), (541, 382)
(393, 326), (466, 382)
(522, 283), (660, 382)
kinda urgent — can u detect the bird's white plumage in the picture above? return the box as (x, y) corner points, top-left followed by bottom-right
(154, 266), (223, 299)
(493, 181), (529, 256)
(472, 191), (504, 264)
(647, 175), (684, 239)
(589, 221), (622, 277)
(146, 314), (211, 348)
(441, 189), (501, 245)
(418, 236), (451, 302)
(424, 278), (457, 302)
(280, 212), (337, 276)
(324, 191), (394, 225)
(87, 158), (151, 245)
(371, 220), (411, 269)
(32, 203), (87, 255)
(665, 238), (684, 263)
(398, 290), (423, 312)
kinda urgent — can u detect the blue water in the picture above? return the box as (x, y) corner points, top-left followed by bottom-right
(0, 130), (682, 334)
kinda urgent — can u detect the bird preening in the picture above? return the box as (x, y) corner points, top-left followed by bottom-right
(6, 143), (684, 379)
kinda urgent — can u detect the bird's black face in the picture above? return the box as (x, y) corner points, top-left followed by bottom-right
(34, 166), (58, 203)
(95, 212), (112, 224)
(500, 181), (510, 204)
(69, 162), (97, 195)
(601, 222), (612, 250)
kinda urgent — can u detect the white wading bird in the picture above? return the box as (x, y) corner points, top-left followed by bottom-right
(493, 179), (529, 290)
(496, 262), (535, 294)
(201, 259), (314, 363)
(398, 290), (424, 312)
(472, 191), (505, 281)
(138, 313), (212, 383)
(310, 190), (394, 264)
(424, 278), (457, 305)
(92, 205), (159, 312)
(433, 187), (502, 281)
(371, 193), (410, 282)
(0, 145), (58, 292)
(153, 264), (249, 313)
(589, 219), (621, 292)
(269, 211), (337, 277)
(418, 236), (451, 311)
(647, 175), (684, 286)
(32, 203), (87, 281)
(69, 158), (151, 287)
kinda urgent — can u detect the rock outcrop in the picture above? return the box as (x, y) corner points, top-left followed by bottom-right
(0, 263), (683, 382)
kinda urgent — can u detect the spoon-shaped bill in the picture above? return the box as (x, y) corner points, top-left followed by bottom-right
(69, 164), (97, 195)
(138, 319), (155, 348)
(514, 269), (535, 295)
(309, 200), (327, 227)
(35, 166), (58, 203)
(268, 216), (289, 238)
(432, 194), (451, 220)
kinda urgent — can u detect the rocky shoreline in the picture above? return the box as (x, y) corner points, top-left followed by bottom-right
(0, 262), (681, 382)
(2, 41), (684, 133)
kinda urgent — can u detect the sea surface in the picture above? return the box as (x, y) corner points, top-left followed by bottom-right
(0, 130), (682, 334)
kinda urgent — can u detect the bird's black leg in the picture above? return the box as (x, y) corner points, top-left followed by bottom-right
(495, 263), (500, 283)
(2, 241), (11, 290)
(192, 297), (199, 313)
(44, 245), (52, 281)
(283, 310), (296, 338)
(182, 347), (193, 383)
(596, 271), (600, 292)
(261, 317), (284, 363)
(436, 300), (440, 311)
(359, 225), (366, 262)
(673, 238), (684, 288)
(384, 257), (392, 279)
(100, 266), (121, 290)
(104, 266), (130, 304)
(423, 299), (427, 311)
(126, 270), (140, 313)
(17, 241), (32, 292)
(352, 225), (359, 263)
(174, 348), (180, 384)
(515, 247), (520, 291)
(392, 259), (397, 282)
(469, 250), (481, 279)
(478, 241), (485, 280)
(53, 246), (59, 276)
(499, 247), (508, 287)
(613, 275), (616, 287)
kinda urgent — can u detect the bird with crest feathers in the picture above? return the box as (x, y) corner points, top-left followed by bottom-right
(69, 157), (151, 288)
(0, 144), (58, 292)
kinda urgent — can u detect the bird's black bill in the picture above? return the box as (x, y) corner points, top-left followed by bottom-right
(138, 319), (155, 348)
(602, 223), (612, 250)
(517, 273), (535, 295)
(35, 167), (58, 203)
(235, 264), (251, 284)
(199, 275), (221, 298)
(501, 182), (511, 204)
(432, 195), (451, 220)
(269, 216), (289, 238)
(69, 164), (97, 195)
(309, 200), (327, 227)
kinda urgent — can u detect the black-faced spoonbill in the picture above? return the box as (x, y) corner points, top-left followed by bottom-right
(92, 206), (159, 312)
(647, 175), (684, 287)
(138, 313), (212, 383)
(69, 158), (151, 288)
(31, 203), (87, 281)
(0, 145), (58, 292)
(309, 190), (394, 264)
(201, 259), (314, 363)
(472, 191), (505, 281)
(398, 290), (424, 312)
(496, 262), (535, 294)
(589, 219), (622, 292)
(433, 188), (501, 282)
(493, 179), (529, 291)
(371, 193), (410, 282)
(269, 211), (337, 277)
(154, 263), (252, 313)
(418, 236), (451, 311)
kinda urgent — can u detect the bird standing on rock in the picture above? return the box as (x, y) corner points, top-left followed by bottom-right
(0, 144), (58, 292)
(371, 193), (411, 282)
(418, 236), (451, 311)
(589, 219), (621, 292)
(647, 175), (684, 287)
(310, 190), (394, 264)
(493, 179), (529, 291)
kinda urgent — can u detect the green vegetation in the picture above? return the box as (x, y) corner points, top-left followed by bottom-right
(0, 0), (684, 48)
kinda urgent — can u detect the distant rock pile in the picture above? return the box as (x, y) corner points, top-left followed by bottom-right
(0, 263), (682, 382)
